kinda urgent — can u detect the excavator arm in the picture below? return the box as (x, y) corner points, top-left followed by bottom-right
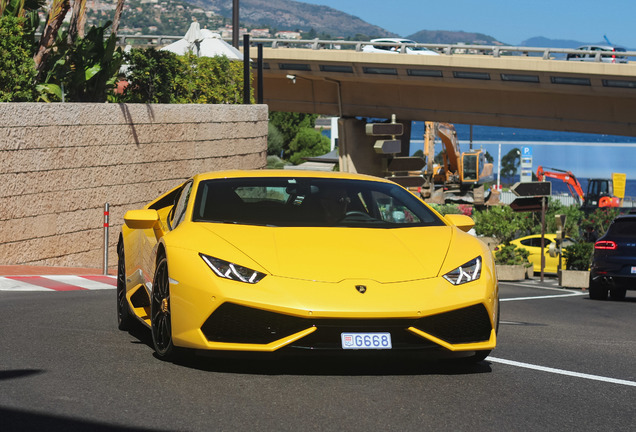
(536, 166), (585, 202)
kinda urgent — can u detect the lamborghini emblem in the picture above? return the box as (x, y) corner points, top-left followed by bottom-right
(355, 285), (367, 294)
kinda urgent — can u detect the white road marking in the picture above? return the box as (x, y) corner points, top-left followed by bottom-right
(0, 277), (51, 291)
(500, 281), (586, 301)
(43, 275), (115, 290)
(488, 356), (636, 387)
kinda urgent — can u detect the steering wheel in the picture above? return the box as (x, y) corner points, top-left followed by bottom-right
(341, 211), (374, 221)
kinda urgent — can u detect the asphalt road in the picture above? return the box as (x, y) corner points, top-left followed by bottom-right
(1, 280), (635, 431)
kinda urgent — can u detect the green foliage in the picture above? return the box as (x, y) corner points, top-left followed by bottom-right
(563, 242), (593, 271)
(581, 207), (620, 237)
(500, 148), (521, 179)
(537, 199), (585, 240)
(41, 23), (123, 102)
(268, 123), (285, 156)
(120, 49), (249, 104)
(495, 244), (531, 267)
(0, 15), (35, 101)
(175, 54), (247, 104)
(429, 204), (473, 216)
(120, 48), (182, 103)
(288, 128), (330, 165)
(472, 205), (534, 244)
(269, 112), (318, 146)
(266, 155), (289, 169)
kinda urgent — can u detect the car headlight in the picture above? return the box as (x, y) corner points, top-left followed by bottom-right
(200, 253), (266, 284)
(443, 257), (481, 285)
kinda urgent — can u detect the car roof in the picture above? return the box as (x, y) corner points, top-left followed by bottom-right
(192, 169), (395, 183)
(370, 38), (416, 44)
(576, 44), (625, 50)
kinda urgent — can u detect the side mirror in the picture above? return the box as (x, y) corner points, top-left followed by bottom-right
(444, 214), (475, 233)
(124, 209), (164, 240)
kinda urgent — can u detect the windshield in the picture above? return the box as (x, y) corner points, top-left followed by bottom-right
(192, 177), (444, 228)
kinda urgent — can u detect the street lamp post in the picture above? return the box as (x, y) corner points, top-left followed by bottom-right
(232, 0), (239, 48)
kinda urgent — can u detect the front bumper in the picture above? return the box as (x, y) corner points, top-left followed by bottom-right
(167, 249), (498, 354)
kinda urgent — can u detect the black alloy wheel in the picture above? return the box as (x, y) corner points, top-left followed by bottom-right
(151, 257), (176, 360)
(117, 239), (133, 330)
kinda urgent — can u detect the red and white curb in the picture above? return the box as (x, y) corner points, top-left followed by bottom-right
(0, 275), (116, 292)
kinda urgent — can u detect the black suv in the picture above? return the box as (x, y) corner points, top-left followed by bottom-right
(589, 214), (636, 300)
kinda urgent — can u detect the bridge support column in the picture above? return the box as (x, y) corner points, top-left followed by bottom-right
(338, 117), (385, 177)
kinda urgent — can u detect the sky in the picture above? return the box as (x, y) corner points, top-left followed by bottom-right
(298, 0), (636, 48)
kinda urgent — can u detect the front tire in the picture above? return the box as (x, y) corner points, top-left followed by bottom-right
(117, 239), (133, 331)
(151, 257), (177, 360)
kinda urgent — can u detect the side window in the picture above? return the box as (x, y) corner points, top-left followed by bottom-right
(171, 181), (193, 229)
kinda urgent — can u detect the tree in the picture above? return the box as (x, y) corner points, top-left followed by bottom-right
(288, 128), (330, 165)
(269, 112), (318, 145)
(500, 148), (521, 179)
(267, 123), (285, 156)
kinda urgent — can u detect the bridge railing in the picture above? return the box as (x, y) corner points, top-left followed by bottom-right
(117, 35), (636, 62)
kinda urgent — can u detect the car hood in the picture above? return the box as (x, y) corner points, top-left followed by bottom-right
(199, 224), (453, 283)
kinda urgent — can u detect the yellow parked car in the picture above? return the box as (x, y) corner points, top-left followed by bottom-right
(501, 234), (576, 274)
(118, 170), (498, 363)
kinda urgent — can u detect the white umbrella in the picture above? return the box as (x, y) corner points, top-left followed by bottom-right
(161, 27), (244, 61)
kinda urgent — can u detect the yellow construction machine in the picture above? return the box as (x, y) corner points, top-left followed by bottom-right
(419, 122), (495, 204)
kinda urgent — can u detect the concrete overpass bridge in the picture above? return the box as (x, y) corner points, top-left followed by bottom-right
(249, 42), (636, 137)
(122, 36), (636, 176)
(243, 41), (636, 175)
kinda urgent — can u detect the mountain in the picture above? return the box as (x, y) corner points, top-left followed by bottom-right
(187, 0), (395, 39)
(406, 30), (502, 45)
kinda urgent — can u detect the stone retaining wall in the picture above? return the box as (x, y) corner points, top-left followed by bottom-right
(0, 103), (268, 269)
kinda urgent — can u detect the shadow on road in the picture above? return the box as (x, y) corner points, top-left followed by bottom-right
(1, 406), (164, 432)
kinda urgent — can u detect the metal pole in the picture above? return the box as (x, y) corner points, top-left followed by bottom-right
(540, 197), (545, 283)
(103, 203), (110, 275)
(232, 0), (239, 48)
(257, 43), (263, 104)
(243, 34), (250, 104)
(496, 143), (501, 191)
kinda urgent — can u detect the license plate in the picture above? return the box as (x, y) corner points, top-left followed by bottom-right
(341, 332), (392, 350)
(632, 266), (636, 274)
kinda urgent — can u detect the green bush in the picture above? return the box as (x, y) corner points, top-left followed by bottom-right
(120, 49), (250, 104)
(120, 48), (183, 103)
(563, 242), (593, 271)
(175, 54), (248, 104)
(472, 205), (534, 244)
(0, 15), (36, 102)
(495, 244), (531, 267)
(288, 128), (330, 165)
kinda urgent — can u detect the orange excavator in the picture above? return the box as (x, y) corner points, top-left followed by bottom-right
(536, 166), (620, 208)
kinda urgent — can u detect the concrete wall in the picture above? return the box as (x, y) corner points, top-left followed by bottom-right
(0, 103), (268, 269)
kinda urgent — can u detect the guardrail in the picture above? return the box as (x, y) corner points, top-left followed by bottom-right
(116, 35), (636, 62)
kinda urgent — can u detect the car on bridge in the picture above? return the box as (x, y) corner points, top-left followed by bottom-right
(566, 45), (628, 64)
(362, 38), (439, 56)
(117, 170), (498, 363)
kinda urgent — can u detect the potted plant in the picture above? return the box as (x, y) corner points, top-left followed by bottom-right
(560, 242), (594, 289)
(494, 244), (532, 281)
